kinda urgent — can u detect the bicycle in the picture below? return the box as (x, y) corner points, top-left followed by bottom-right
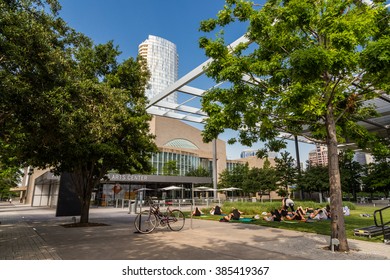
(134, 198), (185, 233)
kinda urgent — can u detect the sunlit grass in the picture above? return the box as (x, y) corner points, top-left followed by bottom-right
(190, 202), (390, 243)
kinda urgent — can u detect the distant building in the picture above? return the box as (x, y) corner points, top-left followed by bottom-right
(308, 145), (328, 166)
(227, 156), (276, 170)
(240, 149), (278, 159)
(353, 151), (374, 165)
(138, 35), (178, 105)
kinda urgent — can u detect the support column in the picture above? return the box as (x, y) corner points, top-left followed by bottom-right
(212, 139), (218, 199)
(294, 135), (304, 199)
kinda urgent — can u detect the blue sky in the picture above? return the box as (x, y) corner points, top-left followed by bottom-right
(58, 0), (315, 164)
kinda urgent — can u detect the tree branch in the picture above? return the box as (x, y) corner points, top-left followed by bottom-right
(280, 46), (290, 55)
(245, 72), (279, 95)
(333, 74), (366, 124)
(326, 75), (343, 107)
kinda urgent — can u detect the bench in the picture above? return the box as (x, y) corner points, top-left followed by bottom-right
(354, 225), (390, 238)
(372, 200), (390, 207)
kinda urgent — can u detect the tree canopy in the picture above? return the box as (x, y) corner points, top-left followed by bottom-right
(274, 151), (297, 196)
(242, 160), (278, 195)
(199, 0), (390, 251)
(0, 163), (21, 200)
(299, 164), (330, 196)
(1, 0), (157, 223)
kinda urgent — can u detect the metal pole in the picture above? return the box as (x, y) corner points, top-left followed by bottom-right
(212, 139), (218, 198)
(191, 183), (194, 230)
(294, 135), (304, 199)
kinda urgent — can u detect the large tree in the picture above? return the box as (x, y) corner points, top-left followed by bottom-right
(0, 163), (21, 200)
(339, 149), (362, 201)
(218, 163), (249, 190)
(1, 0), (157, 223)
(243, 160), (278, 198)
(274, 151), (297, 196)
(299, 164), (329, 199)
(199, 0), (389, 251)
(186, 166), (211, 177)
(1, 0), (78, 139)
(362, 139), (390, 197)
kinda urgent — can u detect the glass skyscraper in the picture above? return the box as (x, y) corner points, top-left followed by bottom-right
(138, 35), (178, 104)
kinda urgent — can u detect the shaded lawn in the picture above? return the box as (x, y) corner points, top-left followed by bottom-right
(188, 206), (389, 243)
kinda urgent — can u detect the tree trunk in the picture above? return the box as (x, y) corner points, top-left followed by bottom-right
(71, 170), (94, 224)
(80, 187), (92, 224)
(326, 105), (349, 251)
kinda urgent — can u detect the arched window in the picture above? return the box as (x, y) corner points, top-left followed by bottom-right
(164, 139), (199, 150)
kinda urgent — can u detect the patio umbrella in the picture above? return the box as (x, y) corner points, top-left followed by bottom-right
(160, 185), (185, 199)
(193, 186), (214, 200)
(219, 187), (242, 199)
(134, 187), (153, 201)
(194, 186), (215, 191)
(160, 186), (184, 191)
(219, 187), (242, 191)
(135, 187), (153, 192)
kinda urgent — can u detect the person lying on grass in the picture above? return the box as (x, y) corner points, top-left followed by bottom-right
(222, 208), (243, 221)
(263, 209), (284, 222)
(284, 206), (306, 221)
(309, 208), (329, 220)
(210, 205), (223, 215)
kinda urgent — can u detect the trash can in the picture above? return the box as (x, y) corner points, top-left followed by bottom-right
(129, 201), (136, 214)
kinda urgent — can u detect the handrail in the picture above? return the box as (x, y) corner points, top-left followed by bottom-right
(373, 205), (390, 243)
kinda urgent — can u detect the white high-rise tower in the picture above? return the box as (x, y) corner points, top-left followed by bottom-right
(138, 35), (178, 104)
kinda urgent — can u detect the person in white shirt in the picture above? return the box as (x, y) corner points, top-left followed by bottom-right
(310, 208), (328, 220)
(282, 196), (295, 212)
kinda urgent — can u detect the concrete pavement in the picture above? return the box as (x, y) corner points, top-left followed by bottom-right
(1, 201), (389, 260)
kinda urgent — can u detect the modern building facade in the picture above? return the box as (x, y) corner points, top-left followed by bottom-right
(149, 116), (226, 177)
(138, 35), (178, 104)
(18, 35), (276, 208)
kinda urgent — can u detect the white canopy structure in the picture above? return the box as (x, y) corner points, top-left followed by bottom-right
(146, 34), (390, 195)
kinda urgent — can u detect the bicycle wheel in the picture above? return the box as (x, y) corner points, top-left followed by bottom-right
(134, 210), (157, 233)
(167, 209), (185, 231)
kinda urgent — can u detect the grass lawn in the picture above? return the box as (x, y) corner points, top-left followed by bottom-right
(190, 202), (390, 243)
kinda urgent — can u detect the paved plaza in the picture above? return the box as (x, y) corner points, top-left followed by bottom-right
(0, 201), (389, 260)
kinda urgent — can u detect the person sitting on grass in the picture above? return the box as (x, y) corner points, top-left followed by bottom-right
(192, 207), (203, 216)
(222, 208), (243, 221)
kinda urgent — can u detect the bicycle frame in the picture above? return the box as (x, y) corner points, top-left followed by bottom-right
(134, 198), (185, 233)
(149, 202), (170, 227)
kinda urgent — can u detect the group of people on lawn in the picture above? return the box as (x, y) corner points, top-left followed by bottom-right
(192, 205), (244, 222)
(192, 196), (335, 223)
(262, 197), (331, 222)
